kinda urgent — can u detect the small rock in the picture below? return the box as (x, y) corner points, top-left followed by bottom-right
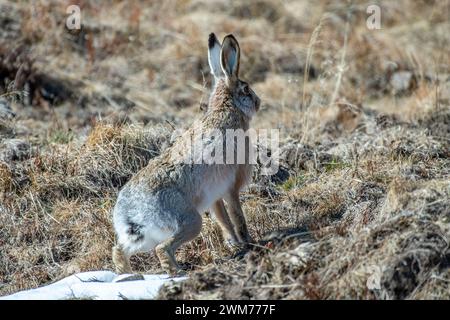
(390, 71), (415, 94)
(279, 142), (314, 170)
(0, 139), (31, 162)
(0, 98), (16, 120)
(375, 113), (399, 129)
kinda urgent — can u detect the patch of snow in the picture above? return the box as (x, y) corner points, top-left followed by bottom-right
(0, 271), (186, 300)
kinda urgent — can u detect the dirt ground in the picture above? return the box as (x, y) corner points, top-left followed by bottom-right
(0, 0), (449, 299)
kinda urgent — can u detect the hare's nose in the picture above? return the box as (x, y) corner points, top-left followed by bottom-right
(255, 97), (261, 111)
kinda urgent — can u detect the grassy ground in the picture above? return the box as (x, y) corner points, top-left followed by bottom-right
(0, 0), (449, 299)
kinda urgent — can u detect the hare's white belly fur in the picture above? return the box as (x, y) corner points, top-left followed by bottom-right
(194, 167), (236, 213)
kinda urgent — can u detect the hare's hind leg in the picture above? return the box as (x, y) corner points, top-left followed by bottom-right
(155, 210), (202, 276)
(112, 244), (132, 274)
(225, 192), (252, 244)
(211, 199), (239, 246)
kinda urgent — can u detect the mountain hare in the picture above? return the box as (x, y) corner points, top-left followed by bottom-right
(112, 33), (260, 275)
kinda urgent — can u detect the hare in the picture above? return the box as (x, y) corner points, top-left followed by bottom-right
(112, 33), (260, 275)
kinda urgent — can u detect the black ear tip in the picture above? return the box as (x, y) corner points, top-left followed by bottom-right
(208, 33), (218, 49)
(223, 34), (239, 47)
(224, 34), (237, 41)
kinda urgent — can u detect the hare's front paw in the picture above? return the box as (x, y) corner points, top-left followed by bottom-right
(164, 265), (187, 277)
(171, 269), (187, 277)
(224, 238), (249, 253)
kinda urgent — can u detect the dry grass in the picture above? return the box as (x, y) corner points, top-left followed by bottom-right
(0, 122), (172, 292)
(0, 0), (449, 299)
(159, 109), (450, 300)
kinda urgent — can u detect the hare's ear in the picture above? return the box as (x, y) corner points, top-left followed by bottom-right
(208, 33), (222, 81)
(220, 34), (240, 85)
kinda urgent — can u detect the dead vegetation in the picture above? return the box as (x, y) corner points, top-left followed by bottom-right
(159, 108), (450, 299)
(0, 0), (449, 299)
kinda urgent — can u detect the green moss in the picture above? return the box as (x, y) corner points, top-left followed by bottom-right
(324, 157), (351, 172)
(48, 129), (74, 144)
(280, 174), (305, 191)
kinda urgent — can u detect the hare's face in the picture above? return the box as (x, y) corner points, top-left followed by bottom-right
(232, 80), (260, 118)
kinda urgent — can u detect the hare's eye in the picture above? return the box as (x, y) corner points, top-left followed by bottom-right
(242, 85), (250, 95)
